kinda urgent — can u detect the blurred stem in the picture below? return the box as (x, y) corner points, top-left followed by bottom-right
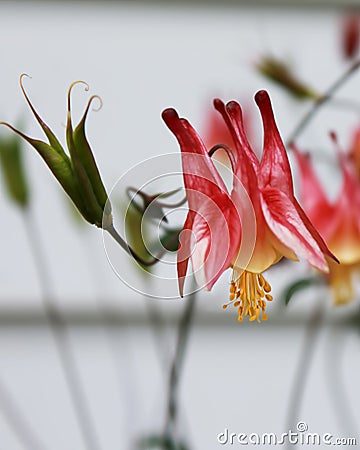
(0, 378), (46, 450)
(164, 283), (197, 447)
(145, 300), (170, 370)
(285, 299), (324, 450)
(325, 326), (358, 442)
(287, 60), (360, 145)
(23, 209), (102, 450)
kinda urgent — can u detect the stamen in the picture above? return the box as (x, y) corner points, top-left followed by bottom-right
(224, 270), (273, 323)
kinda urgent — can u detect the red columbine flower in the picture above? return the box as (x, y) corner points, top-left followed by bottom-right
(294, 143), (360, 304)
(162, 91), (335, 322)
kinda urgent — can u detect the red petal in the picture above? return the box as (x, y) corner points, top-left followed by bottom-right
(255, 90), (294, 195)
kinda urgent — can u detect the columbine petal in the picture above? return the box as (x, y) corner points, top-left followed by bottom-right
(213, 99), (259, 209)
(255, 90), (294, 195)
(261, 187), (329, 272)
(162, 108), (242, 296)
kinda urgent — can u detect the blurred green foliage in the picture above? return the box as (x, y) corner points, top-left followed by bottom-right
(0, 133), (29, 208)
(256, 56), (318, 100)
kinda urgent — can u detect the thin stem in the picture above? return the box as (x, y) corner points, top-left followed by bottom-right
(287, 60), (360, 146)
(285, 299), (324, 450)
(164, 283), (197, 446)
(23, 209), (102, 450)
(0, 378), (47, 449)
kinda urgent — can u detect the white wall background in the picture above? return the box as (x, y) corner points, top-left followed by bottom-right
(0, 2), (359, 449)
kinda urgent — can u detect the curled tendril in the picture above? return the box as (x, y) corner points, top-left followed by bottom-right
(19, 73), (47, 129)
(126, 186), (145, 212)
(86, 95), (103, 113)
(126, 186), (186, 216)
(208, 143), (236, 173)
(67, 80), (90, 116)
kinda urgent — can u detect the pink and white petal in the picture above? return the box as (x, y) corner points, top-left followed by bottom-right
(194, 190), (240, 289)
(178, 182), (241, 294)
(294, 199), (339, 263)
(261, 187), (329, 272)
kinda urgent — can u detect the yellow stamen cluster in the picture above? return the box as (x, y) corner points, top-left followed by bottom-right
(223, 270), (273, 323)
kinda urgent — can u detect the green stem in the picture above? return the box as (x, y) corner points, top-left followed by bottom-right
(287, 60), (360, 146)
(23, 209), (102, 450)
(285, 300), (324, 450)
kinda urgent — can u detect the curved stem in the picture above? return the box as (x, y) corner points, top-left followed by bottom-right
(23, 209), (102, 450)
(285, 299), (324, 450)
(287, 60), (360, 146)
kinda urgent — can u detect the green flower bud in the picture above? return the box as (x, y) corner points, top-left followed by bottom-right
(0, 74), (112, 228)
